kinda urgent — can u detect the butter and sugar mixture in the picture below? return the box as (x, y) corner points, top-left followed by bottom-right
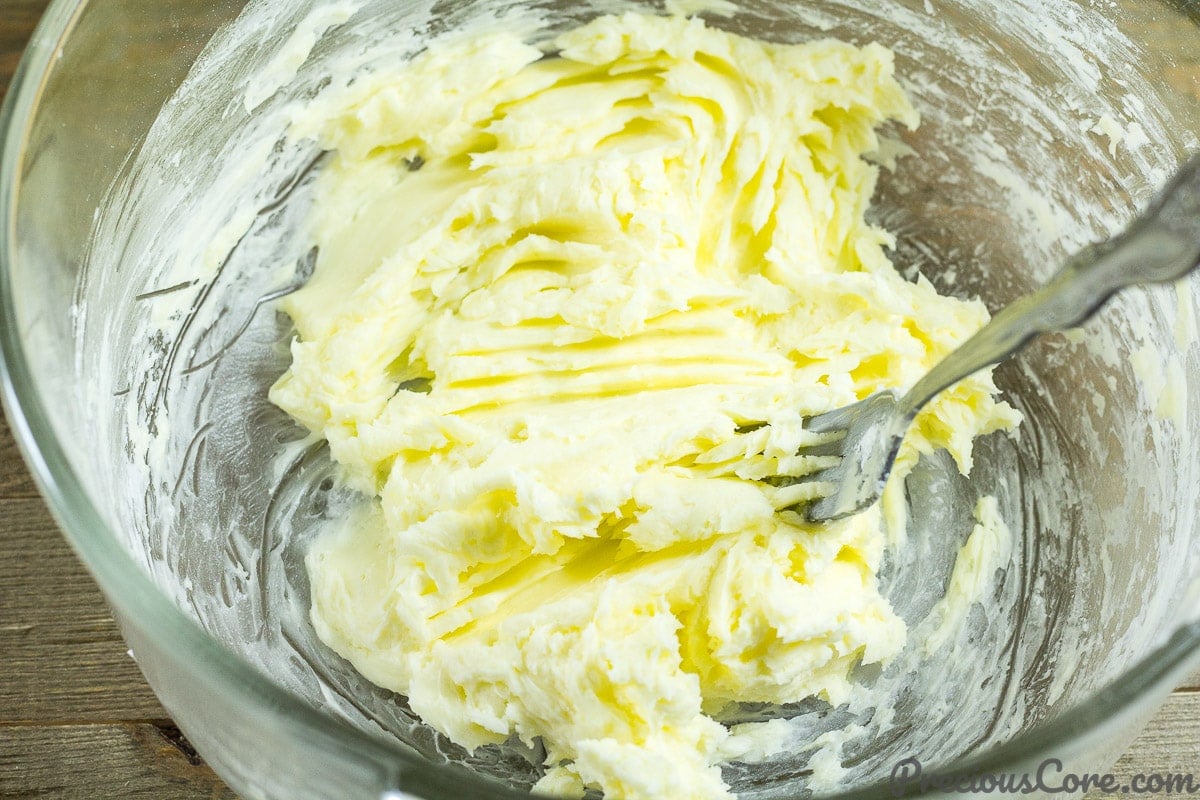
(270, 12), (1019, 799)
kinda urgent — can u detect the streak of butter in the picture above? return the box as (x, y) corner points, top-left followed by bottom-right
(1160, 356), (1188, 427)
(1081, 113), (1149, 159)
(243, 2), (361, 113)
(1087, 114), (1125, 157)
(1175, 282), (1197, 350)
(272, 13), (1020, 800)
(1132, 343), (1187, 426)
(923, 497), (1012, 656)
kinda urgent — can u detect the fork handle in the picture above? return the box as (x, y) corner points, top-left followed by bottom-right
(898, 153), (1200, 419)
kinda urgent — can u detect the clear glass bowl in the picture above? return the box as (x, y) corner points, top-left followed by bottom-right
(3, 1), (1200, 799)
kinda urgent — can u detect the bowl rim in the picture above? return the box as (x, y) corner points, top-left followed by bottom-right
(3, 1), (1200, 798)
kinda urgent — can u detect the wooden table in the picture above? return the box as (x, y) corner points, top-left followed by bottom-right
(0, 2), (1198, 798)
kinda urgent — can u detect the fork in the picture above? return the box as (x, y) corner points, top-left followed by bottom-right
(785, 153), (1200, 523)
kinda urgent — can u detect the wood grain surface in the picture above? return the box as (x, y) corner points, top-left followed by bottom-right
(0, 2), (1198, 799)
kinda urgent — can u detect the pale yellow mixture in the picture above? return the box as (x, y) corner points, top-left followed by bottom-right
(270, 12), (1020, 799)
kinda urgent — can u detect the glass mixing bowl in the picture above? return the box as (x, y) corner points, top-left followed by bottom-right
(3, 0), (1200, 798)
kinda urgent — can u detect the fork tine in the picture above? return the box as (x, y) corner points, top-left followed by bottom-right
(772, 476), (838, 510)
(783, 457), (842, 477)
(767, 457), (845, 510)
(766, 391), (905, 523)
(792, 438), (848, 458)
(803, 401), (866, 434)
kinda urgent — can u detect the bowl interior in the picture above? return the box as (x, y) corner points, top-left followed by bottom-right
(9, 0), (1200, 796)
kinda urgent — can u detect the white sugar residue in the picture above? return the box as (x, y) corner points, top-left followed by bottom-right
(1125, 120), (1149, 151)
(974, 155), (1065, 241)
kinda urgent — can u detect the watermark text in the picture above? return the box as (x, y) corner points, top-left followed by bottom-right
(890, 757), (1200, 796)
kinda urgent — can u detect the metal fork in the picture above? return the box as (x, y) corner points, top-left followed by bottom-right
(787, 153), (1200, 523)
